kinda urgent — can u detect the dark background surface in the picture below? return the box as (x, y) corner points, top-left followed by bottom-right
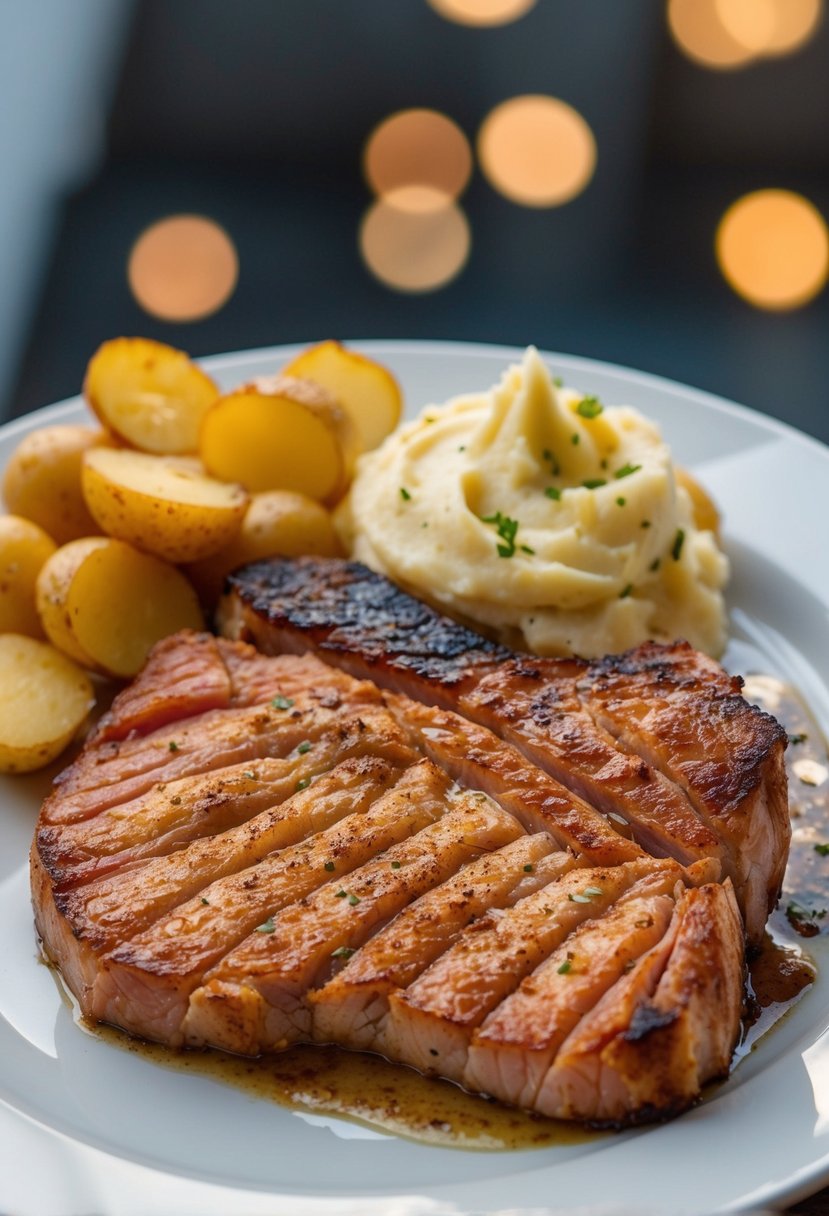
(6, 0), (829, 446)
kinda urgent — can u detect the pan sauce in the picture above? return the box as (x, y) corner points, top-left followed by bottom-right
(72, 669), (823, 1149)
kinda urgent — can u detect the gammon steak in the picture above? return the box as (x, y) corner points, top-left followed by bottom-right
(31, 558), (788, 1126)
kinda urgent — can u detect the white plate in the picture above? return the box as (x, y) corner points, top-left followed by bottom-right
(2, 340), (829, 1216)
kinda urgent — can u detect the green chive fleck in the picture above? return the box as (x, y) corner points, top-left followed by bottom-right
(616, 496), (626, 507)
(615, 463), (641, 480)
(815, 844), (829, 857)
(545, 486), (561, 501)
(272, 695), (294, 710)
(553, 375), (563, 387)
(335, 890), (347, 899)
(542, 448), (561, 475)
(619, 584), (633, 599)
(347, 893), (361, 906)
(297, 740), (312, 755)
(324, 861), (335, 872)
(789, 733), (808, 745)
(296, 777), (311, 791)
(331, 946), (356, 960)
(400, 487), (411, 501)
(201, 897), (210, 906)
(557, 959), (572, 974)
(571, 433), (580, 445)
(640, 520), (651, 529)
(520, 544), (535, 555)
(576, 395), (603, 419)
(650, 558), (661, 572)
(391, 860), (401, 870)
(482, 511), (520, 558)
(255, 917), (275, 934)
(168, 741), (180, 752)
(523, 864), (534, 873)
(582, 478), (606, 490)
(671, 528), (686, 561)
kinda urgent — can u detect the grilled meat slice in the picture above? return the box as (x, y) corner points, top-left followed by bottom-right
(32, 629), (746, 1126)
(220, 557), (789, 942)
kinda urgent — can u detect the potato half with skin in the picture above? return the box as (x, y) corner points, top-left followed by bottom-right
(85, 337), (218, 454)
(186, 489), (341, 606)
(0, 515), (57, 638)
(200, 375), (359, 502)
(2, 425), (105, 544)
(36, 537), (203, 677)
(82, 448), (249, 564)
(283, 340), (402, 451)
(0, 634), (94, 773)
(676, 467), (721, 539)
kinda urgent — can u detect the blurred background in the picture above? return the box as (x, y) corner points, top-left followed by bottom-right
(2, 0), (828, 441)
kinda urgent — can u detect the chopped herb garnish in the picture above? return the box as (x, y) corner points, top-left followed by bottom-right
(391, 860), (401, 870)
(614, 463), (641, 480)
(815, 843), (829, 857)
(571, 433), (580, 445)
(671, 528), (686, 561)
(324, 861), (336, 872)
(557, 959), (572, 974)
(568, 892), (592, 904)
(545, 486), (561, 501)
(542, 448), (561, 475)
(347, 893), (361, 906)
(619, 584), (633, 599)
(296, 777), (311, 791)
(272, 695), (294, 710)
(582, 478), (606, 490)
(520, 544), (535, 555)
(523, 864), (534, 873)
(399, 487), (411, 501)
(481, 511), (520, 558)
(243, 770), (257, 780)
(553, 375), (563, 387)
(600, 458), (608, 470)
(255, 917), (275, 934)
(786, 901), (827, 934)
(640, 519), (651, 529)
(331, 946), (356, 960)
(297, 740), (313, 755)
(649, 558), (661, 572)
(576, 395), (603, 419)
(421, 521), (429, 527)
(616, 496), (626, 507)
(168, 741), (180, 752)
(201, 897), (210, 906)
(335, 889), (347, 899)
(789, 733), (808, 745)
(458, 445), (466, 452)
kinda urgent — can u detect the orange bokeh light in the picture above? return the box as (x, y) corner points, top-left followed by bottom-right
(360, 193), (470, 293)
(427, 0), (536, 25)
(716, 189), (829, 310)
(670, 0), (823, 66)
(667, 0), (754, 68)
(128, 215), (238, 322)
(364, 109), (472, 205)
(477, 95), (596, 208)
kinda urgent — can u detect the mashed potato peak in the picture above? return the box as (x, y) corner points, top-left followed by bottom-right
(345, 348), (728, 658)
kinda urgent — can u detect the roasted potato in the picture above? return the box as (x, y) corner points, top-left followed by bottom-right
(0, 515), (57, 637)
(85, 337), (218, 454)
(82, 448), (248, 563)
(0, 634), (94, 772)
(2, 424), (104, 544)
(186, 489), (341, 606)
(36, 537), (203, 677)
(200, 375), (359, 502)
(283, 340), (402, 451)
(675, 467), (721, 538)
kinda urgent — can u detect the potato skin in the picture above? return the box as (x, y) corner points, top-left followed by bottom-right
(0, 515), (58, 637)
(2, 425), (104, 545)
(0, 634), (94, 773)
(81, 449), (249, 564)
(186, 490), (341, 606)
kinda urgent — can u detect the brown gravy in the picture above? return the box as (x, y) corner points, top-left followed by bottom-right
(76, 670), (824, 1148)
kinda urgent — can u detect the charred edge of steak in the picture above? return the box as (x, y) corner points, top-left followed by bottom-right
(225, 557), (509, 684)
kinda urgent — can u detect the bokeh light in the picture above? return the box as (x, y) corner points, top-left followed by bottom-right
(427, 0), (536, 26)
(364, 109), (472, 204)
(477, 95), (596, 208)
(667, 0), (755, 68)
(360, 192), (471, 292)
(670, 0), (823, 66)
(716, 189), (829, 310)
(128, 215), (238, 322)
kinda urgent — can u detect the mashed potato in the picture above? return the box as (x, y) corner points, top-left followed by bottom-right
(342, 347), (728, 658)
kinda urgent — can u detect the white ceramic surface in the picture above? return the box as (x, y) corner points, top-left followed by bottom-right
(2, 340), (828, 1216)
